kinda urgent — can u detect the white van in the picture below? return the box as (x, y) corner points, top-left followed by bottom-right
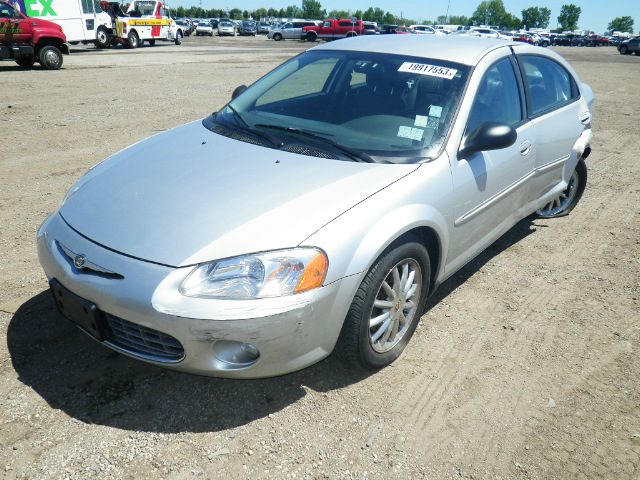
(18, 0), (113, 48)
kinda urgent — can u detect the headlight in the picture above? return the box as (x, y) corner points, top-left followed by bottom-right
(180, 248), (328, 299)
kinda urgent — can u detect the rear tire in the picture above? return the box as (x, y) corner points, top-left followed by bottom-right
(38, 45), (63, 70)
(536, 159), (587, 218)
(619, 45), (628, 55)
(95, 26), (111, 49)
(336, 241), (430, 370)
(175, 30), (183, 45)
(273, 33), (282, 41)
(306, 32), (317, 42)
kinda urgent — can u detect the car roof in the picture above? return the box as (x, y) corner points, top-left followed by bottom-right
(312, 35), (516, 66)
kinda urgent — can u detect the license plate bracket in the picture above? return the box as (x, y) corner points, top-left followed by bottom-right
(50, 279), (106, 340)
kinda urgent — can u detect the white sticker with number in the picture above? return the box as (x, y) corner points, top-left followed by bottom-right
(398, 62), (458, 80)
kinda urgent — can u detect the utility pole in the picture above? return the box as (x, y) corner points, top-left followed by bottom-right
(445, 0), (451, 23)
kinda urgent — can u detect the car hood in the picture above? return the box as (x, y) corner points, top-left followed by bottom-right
(60, 120), (419, 267)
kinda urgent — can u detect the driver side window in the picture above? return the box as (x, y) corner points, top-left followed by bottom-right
(0, 3), (20, 18)
(467, 57), (523, 134)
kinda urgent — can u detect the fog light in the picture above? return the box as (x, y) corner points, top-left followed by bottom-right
(213, 340), (260, 368)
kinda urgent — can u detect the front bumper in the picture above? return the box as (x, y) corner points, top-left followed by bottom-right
(37, 213), (359, 378)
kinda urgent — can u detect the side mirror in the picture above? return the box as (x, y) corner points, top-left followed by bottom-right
(458, 122), (517, 159)
(231, 84), (247, 100)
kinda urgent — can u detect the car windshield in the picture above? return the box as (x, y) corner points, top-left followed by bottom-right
(220, 22), (232, 27)
(208, 50), (469, 162)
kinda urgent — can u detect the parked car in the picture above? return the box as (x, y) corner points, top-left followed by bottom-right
(363, 21), (379, 35)
(39, 35), (593, 378)
(195, 20), (214, 36)
(618, 36), (640, 54)
(239, 20), (257, 36)
(0, 0), (69, 69)
(268, 20), (318, 41)
(511, 32), (535, 45)
(257, 21), (270, 34)
(394, 26), (415, 35)
(379, 24), (399, 34)
(176, 19), (194, 36)
(410, 25), (444, 35)
(217, 20), (236, 36)
(467, 27), (509, 39)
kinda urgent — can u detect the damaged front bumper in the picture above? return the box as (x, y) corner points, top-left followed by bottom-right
(37, 213), (359, 378)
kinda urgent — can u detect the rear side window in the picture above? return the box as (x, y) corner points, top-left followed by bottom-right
(519, 55), (577, 116)
(467, 58), (523, 134)
(0, 3), (19, 18)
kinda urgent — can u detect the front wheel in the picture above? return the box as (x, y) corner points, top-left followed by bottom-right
(38, 45), (63, 70)
(305, 32), (317, 42)
(619, 45), (628, 55)
(336, 241), (430, 370)
(175, 30), (183, 45)
(127, 30), (139, 49)
(273, 33), (282, 41)
(536, 159), (587, 218)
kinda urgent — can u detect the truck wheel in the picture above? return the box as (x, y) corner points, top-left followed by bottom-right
(38, 46), (63, 70)
(95, 26), (111, 49)
(305, 32), (317, 42)
(16, 55), (35, 68)
(127, 31), (140, 49)
(175, 30), (183, 45)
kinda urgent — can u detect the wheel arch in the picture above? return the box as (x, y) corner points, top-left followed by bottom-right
(34, 36), (69, 54)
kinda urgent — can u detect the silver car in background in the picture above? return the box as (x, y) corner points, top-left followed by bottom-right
(38, 36), (593, 378)
(217, 20), (236, 36)
(268, 20), (319, 41)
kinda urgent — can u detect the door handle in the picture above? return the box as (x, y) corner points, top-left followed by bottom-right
(519, 141), (532, 156)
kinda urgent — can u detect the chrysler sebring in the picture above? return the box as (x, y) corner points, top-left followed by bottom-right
(38, 35), (593, 378)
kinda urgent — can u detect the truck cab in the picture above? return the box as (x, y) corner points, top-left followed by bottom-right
(304, 18), (365, 42)
(0, 0), (68, 69)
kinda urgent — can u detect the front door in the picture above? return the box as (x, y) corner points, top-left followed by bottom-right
(447, 54), (535, 274)
(0, 2), (31, 43)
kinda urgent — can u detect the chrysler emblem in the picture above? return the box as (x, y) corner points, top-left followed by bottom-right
(74, 254), (86, 269)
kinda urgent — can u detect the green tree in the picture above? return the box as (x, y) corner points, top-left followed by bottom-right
(521, 6), (551, 29)
(328, 9), (350, 19)
(557, 4), (581, 31)
(471, 0), (507, 26)
(354, 10), (364, 19)
(229, 8), (242, 19)
(242, 10), (249, 18)
(302, 0), (325, 19)
(607, 16), (634, 34)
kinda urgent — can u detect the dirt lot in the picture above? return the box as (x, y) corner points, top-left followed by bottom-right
(1, 36), (639, 479)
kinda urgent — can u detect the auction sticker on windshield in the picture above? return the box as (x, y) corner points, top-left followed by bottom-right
(398, 62), (457, 80)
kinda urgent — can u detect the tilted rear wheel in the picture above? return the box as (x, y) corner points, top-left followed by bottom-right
(536, 159), (587, 218)
(336, 241), (430, 370)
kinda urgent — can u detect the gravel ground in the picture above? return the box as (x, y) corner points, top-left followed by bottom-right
(1, 36), (639, 479)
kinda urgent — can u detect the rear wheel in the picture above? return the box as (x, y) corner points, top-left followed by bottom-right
(619, 45), (628, 55)
(38, 45), (63, 70)
(536, 159), (587, 218)
(127, 31), (140, 49)
(336, 241), (430, 370)
(306, 32), (317, 42)
(95, 26), (111, 49)
(175, 30), (183, 45)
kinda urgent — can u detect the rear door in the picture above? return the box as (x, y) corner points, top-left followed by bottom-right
(512, 46), (586, 208)
(281, 22), (293, 38)
(447, 51), (536, 274)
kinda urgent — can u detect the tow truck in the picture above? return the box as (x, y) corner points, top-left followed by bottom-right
(102, 0), (183, 49)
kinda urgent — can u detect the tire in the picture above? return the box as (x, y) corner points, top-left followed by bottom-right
(16, 56), (35, 68)
(37, 45), (63, 70)
(209, 32), (213, 37)
(536, 159), (587, 218)
(305, 32), (317, 42)
(95, 26), (110, 49)
(336, 241), (431, 370)
(175, 30), (183, 45)
(127, 30), (139, 49)
(619, 45), (628, 55)
(273, 33), (282, 41)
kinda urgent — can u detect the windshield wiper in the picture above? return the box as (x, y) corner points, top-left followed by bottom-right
(218, 107), (283, 148)
(254, 124), (375, 163)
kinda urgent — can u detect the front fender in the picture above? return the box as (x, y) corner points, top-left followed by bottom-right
(301, 158), (453, 286)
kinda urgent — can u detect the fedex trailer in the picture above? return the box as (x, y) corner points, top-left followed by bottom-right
(16, 0), (113, 48)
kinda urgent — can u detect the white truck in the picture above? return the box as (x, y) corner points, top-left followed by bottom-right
(16, 0), (113, 48)
(109, 0), (183, 49)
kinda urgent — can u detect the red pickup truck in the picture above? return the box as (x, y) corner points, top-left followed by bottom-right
(303, 18), (365, 42)
(0, 0), (68, 69)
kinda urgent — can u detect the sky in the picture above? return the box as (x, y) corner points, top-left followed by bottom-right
(170, 0), (639, 33)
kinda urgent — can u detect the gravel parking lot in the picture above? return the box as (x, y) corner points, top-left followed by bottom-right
(1, 35), (639, 479)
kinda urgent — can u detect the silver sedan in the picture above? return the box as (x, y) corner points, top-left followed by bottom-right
(38, 35), (594, 378)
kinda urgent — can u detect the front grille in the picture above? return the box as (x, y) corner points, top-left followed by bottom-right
(104, 314), (184, 363)
(280, 144), (339, 159)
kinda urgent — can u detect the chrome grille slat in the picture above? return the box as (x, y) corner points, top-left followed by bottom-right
(104, 314), (184, 362)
